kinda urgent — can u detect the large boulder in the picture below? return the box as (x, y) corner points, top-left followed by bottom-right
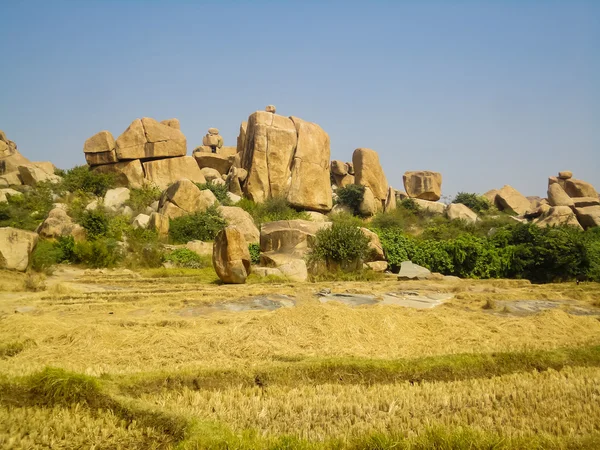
(115, 118), (186, 160)
(194, 152), (234, 175)
(573, 197), (600, 208)
(0, 227), (38, 272)
(353, 148), (389, 201)
(260, 252), (308, 282)
(83, 131), (118, 166)
(384, 186), (397, 212)
(158, 179), (217, 219)
(534, 206), (582, 229)
(0, 188), (21, 203)
(286, 117), (332, 212)
(18, 164), (61, 185)
(149, 212), (169, 236)
(37, 207), (86, 241)
(236, 122), (247, 156)
(403, 171), (442, 201)
(482, 189), (499, 205)
(92, 160), (145, 189)
(104, 187), (130, 209)
(218, 206), (260, 244)
(360, 228), (385, 261)
(495, 185), (531, 215)
(330, 160), (348, 176)
(397, 261), (432, 280)
(0, 132), (30, 176)
(143, 156), (206, 190)
(260, 219), (331, 258)
(446, 203), (478, 224)
(574, 206), (600, 229)
(413, 198), (446, 215)
(212, 226), (251, 284)
(547, 183), (574, 207)
(132, 214), (150, 229)
(242, 111), (297, 203)
(358, 186), (381, 216)
(0, 171), (22, 187)
(563, 179), (598, 199)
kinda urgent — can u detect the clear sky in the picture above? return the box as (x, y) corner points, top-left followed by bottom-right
(1, 0), (598, 198)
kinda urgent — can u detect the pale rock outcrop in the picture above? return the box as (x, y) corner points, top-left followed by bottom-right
(574, 206), (600, 229)
(212, 226), (251, 284)
(0, 227), (38, 271)
(330, 160), (348, 176)
(547, 183), (574, 207)
(160, 118), (180, 130)
(563, 179), (598, 199)
(287, 117), (332, 212)
(360, 228), (385, 261)
(37, 207), (86, 241)
(83, 131), (117, 166)
(367, 261), (388, 272)
(0, 171), (22, 187)
(200, 167), (222, 183)
(446, 203), (478, 224)
(236, 122), (247, 155)
(384, 187), (397, 212)
(413, 198), (446, 215)
(217, 206), (260, 244)
(260, 219), (330, 258)
(359, 186), (381, 216)
(185, 240), (213, 257)
(132, 214), (151, 229)
(259, 252), (307, 282)
(0, 131), (30, 176)
(149, 212), (169, 236)
(143, 156), (205, 190)
(158, 179), (217, 220)
(305, 211), (330, 222)
(93, 160), (145, 189)
(104, 187), (130, 209)
(194, 152), (234, 175)
(0, 188), (21, 203)
(397, 261), (432, 280)
(121, 206), (134, 218)
(330, 204), (354, 215)
(353, 148), (388, 201)
(482, 189), (499, 205)
(534, 206), (582, 229)
(403, 171), (442, 201)
(242, 111), (297, 203)
(252, 266), (284, 278)
(495, 185), (531, 215)
(18, 164), (61, 185)
(573, 197), (600, 208)
(115, 118), (186, 160)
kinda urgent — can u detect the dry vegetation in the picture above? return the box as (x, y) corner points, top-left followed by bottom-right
(1, 267), (599, 449)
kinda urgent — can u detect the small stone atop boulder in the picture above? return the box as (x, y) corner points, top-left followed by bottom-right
(213, 226), (251, 284)
(403, 171), (442, 201)
(0, 227), (39, 272)
(397, 261), (432, 280)
(558, 171), (573, 180)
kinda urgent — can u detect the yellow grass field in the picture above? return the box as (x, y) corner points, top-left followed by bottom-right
(1, 267), (600, 449)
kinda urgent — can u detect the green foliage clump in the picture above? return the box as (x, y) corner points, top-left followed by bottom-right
(123, 228), (164, 269)
(73, 238), (123, 268)
(309, 223), (370, 269)
(169, 206), (227, 244)
(0, 183), (54, 231)
(452, 192), (492, 214)
(248, 243), (261, 265)
(238, 197), (309, 226)
(163, 248), (210, 269)
(79, 209), (110, 240)
(195, 182), (232, 206)
(329, 211), (365, 228)
(126, 185), (162, 214)
(60, 165), (116, 197)
(336, 184), (365, 215)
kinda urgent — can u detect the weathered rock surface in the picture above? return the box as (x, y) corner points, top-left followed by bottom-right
(574, 206), (600, 229)
(213, 226), (251, 284)
(353, 148), (389, 201)
(0, 171), (22, 187)
(143, 156), (205, 190)
(446, 203), (478, 224)
(547, 183), (574, 207)
(0, 188), (21, 203)
(495, 185), (531, 215)
(185, 240), (213, 257)
(260, 252), (308, 282)
(218, 206), (260, 244)
(132, 214), (150, 229)
(252, 266), (284, 278)
(534, 206), (582, 229)
(83, 131), (118, 166)
(0, 227), (38, 272)
(564, 179), (598, 199)
(573, 197), (600, 208)
(558, 171), (573, 180)
(384, 186), (397, 212)
(236, 122), (247, 156)
(160, 118), (180, 130)
(305, 211), (330, 222)
(93, 160), (145, 189)
(403, 171), (442, 201)
(18, 164), (61, 185)
(158, 179), (217, 219)
(194, 152), (233, 175)
(115, 118), (186, 160)
(398, 261), (432, 280)
(413, 198), (446, 215)
(360, 227), (385, 261)
(367, 261), (388, 272)
(482, 189), (499, 205)
(330, 160), (348, 176)
(260, 219), (330, 258)
(104, 187), (130, 209)
(37, 207), (85, 241)
(149, 212), (169, 236)
(287, 117), (332, 212)
(359, 186), (381, 216)
(200, 167), (222, 183)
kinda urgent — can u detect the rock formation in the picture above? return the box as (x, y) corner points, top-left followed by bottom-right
(158, 179), (217, 219)
(212, 226), (251, 284)
(446, 203), (478, 224)
(0, 227), (38, 271)
(353, 148), (389, 202)
(403, 171), (442, 201)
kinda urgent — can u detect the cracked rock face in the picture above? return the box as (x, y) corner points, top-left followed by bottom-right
(115, 118), (187, 160)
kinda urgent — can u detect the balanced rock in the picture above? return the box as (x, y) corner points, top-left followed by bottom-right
(158, 179), (217, 220)
(353, 148), (389, 201)
(534, 206), (582, 229)
(0, 227), (38, 272)
(201, 127), (224, 151)
(446, 203), (478, 224)
(217, 206), (260, 244)
(143, 156), (205, 190)
(558, 171), (573, 180)
(287, 117), (332, 212)
(574, 206), (600, 229)
(563, 179), (598, 199)
(403, 171), (442, 201)
(265, 105), (276, 114)
(83, 131), (118, 166)
(213, 226), (251, 284)
(495, 185), (531, 215)
(93, 160), (145, 189)
(547, 183), (574, 207)
(115, 118), (186, 160)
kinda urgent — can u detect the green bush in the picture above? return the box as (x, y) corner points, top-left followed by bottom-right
(123, 228), (164, 269)
(309, 223), (370, 269)
(248, 243), (261, 265)
(375, 228), (416, 270)
(78, 209), (110, 240)
(30, 240), (64, 273)
(452, 192), (492, 214)
(73, 238), (123, 268)
(163, 248), (210, 269)
(328, 211), (365, 228)
(196, 182), (231, 206)
(60, 165), (116, 197)
(169, 206), (227, 244)
(336, 184), (365, 215)
(126, 185), (162, 213)
(238, 197), (309, 226)
(0, 183), (54, 231)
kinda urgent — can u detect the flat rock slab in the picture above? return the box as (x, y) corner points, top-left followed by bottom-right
(489, 300), (599, 316)
(381, 292), (454, 309)
(319, 293), (379, 306)
(176, 294), (295, 316)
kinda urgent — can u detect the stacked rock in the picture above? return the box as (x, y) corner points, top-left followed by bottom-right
(202, 128), (224, 153)
(545, 171), (600, 229)
(265, 105), (276, 114)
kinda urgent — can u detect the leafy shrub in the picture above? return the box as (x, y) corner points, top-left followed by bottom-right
(309, 223), (370, 269)
(196, 182), (231, 206)
(163, 248), (210, 269)
(61, 165), (116, 197)
(238, 197), (309, 226)
(328, 211), (365, 228)
(248, 243), (261, 265)
(31, 240), (63, 274)
(123, 228), (164, 269)
(126, 185), (162, 213)
(73, 238), (123, 268)
(79, 209), (110, 240)
(0, 183), (54, 231)
(400, 198), (420, 213)
(376, 229), (416, 270)
(452, 192), (492, 214)
(336, 184), (365, 215)
(169, 206), (227, 244)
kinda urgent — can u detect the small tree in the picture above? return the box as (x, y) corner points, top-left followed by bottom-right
(336, 184), (365, 215)
(452, 192), (492, 214)
(309, 223), (370, 271)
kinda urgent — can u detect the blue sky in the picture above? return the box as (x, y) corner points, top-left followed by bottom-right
(1, 0), (598, 198)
